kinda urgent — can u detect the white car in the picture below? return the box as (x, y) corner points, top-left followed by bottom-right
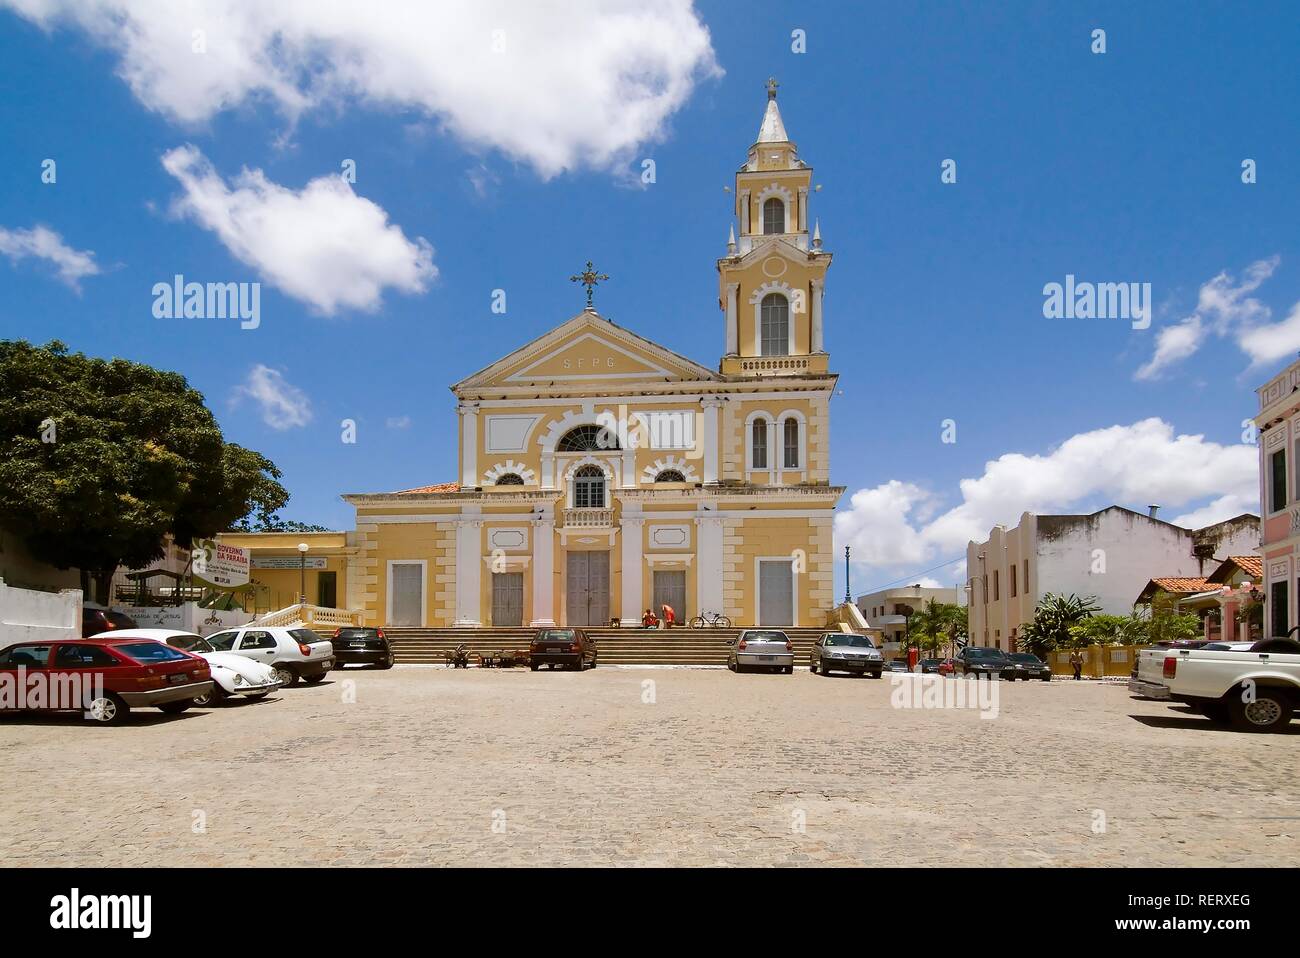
(204, 625), (335, 686)
(90, 629), (280, 705)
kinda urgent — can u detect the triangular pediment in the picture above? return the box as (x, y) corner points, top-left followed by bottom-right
(454, 311), (719, 390)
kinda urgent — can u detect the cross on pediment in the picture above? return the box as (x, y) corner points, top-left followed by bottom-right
(569, 260), (609, 310)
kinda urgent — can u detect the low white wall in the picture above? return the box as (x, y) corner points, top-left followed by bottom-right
(0, 578), (82, 646)
(126, 603), (253, 636)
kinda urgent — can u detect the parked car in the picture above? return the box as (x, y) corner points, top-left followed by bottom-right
(936, 658), (957, 676)
(955, 646), (1011, 677)
(92, 629), (281, 705)
(204, 626), (334, 686)
(726, 629), (793, 674)
(1129, 638), (1220, 698)
(918, 658), (944, 674)
(809, 632), (882, 677)
(1006, 652), (1052, 681)
(529, 628), (596, 670)
(1135, 637), (1300, 732)
(81, 605), (137, 638)
(331, 627), (395, 670)
(884, 660), (910, 674)
(0, 637), (212, 725)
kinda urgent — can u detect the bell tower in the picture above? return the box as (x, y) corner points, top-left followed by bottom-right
(718, 77), (832, 377)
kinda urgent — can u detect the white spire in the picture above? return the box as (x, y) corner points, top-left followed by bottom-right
(812, 218), (822, 249)
(727, 224), (736, 254)
(756, 76), (789, 143)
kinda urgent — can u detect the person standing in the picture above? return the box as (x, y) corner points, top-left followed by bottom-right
(1069, 649), (1083, 681)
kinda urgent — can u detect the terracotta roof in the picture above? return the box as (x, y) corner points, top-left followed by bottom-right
(391, 482), (459, 495)
(1230, 555), (1263, 578)
(1148, 577), (1213, 594)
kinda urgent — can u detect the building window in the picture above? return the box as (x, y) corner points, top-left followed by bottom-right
(572, 465), (606, 508)
(760, 294), (789, 356)
(1271, 580), (1289, 638)
(751, 419), (769, 469)
(762, 197), (784, 235)
(1271, 448), (1287, 512)
(495, 473), (524, 486)
(782, 417), (800, 468)
(558, 424), (618, 452)
(1023, 559), (1029, 594)
(654, 469), (686, 483)
(1010, 564), (1017, 598)
(993, 570), (999, 601)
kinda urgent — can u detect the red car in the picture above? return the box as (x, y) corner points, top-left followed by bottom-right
(0, 638), (213, 725)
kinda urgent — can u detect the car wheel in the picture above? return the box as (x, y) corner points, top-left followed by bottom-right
(379, 653), (395, 670)
(1041, 675), (1051, 682)
(303, 672), (327, 684)
(86, 693), (128, 725)
(784, 665), (793, 675)
(273, 665), (299, 687)
(1228, 691), (1292, 732)
(734, 662), (745, 674)
(871, 671), (882, 679)
(193, 685), (226, 707)
(808, 658), (818, 674)
(158, 700), (192, 714)
(530, 663), (539, 672)
(590, 656), (597, 669)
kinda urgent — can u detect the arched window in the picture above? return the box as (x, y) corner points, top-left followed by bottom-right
(751, 419), (769, 469)
(762, 197), (784, 235)
(654, 469), (686, 483)
(572, 465), (606, 508)
(782, 417), (800, 468)
(495, 473), (524, 486)
(558, 424), (618, 452)
(760, 294), (789, 356)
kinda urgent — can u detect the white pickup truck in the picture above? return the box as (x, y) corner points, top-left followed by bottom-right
(1131, 638), (1300, 732)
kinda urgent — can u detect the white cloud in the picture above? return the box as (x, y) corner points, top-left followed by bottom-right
(7, 0), (721, 178)
(835, 419), (1258, 581)
(1136, 256), (1290, 379)
(0, 224), (100, 290)
(161, 144), (435, 314)
(235, 364), (312, 430)
(385, 415), (411, 430)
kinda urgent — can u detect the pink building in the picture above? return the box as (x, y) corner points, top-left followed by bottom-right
(1254, 359), (1300, 637)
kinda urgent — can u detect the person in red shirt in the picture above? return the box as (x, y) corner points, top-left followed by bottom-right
(660, 604), (676, 629)
(642, 608), (659, 629)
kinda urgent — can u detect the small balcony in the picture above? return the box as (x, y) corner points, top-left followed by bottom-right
(562, 507), (614, 529)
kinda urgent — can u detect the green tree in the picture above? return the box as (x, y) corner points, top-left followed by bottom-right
(906, 600), (968, 656)
(0, 340), (289, 602)
(1142, 591), (1201, 645)
(1070, 612), (1148, 647)
(1018, 592), (1101, 657)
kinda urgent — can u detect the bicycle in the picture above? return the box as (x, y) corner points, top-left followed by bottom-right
(690, 610), (733, 629)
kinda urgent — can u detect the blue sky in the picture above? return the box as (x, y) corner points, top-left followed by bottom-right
(1, 1), (1297, 599)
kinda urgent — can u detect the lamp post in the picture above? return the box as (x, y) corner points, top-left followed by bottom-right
(297, 542), (309, 604)
(843, 545), (851, 605)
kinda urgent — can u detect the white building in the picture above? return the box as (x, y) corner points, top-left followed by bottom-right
(966, 506), (1259, 651)
(856, 584), (963, 647)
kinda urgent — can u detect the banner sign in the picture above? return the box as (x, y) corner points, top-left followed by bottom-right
(192, 539), (251, 588)
(251, 556), (328, 570)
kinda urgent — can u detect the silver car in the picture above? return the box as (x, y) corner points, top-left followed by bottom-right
(809, 632), (883, 677)
(726, 629), (793, 674)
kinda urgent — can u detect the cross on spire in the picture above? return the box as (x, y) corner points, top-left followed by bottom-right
(569, 260), (610, 310)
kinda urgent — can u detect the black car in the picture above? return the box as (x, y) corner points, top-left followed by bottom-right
(918, 658), (944, 674)
(1006, 652), (1051, 681)
(955, 646), (1012, 677)
(82, 606), (137, 638)
(884, 660), (911, 673)
(331, 627), (394, 669)
(529, 628), (597, 671)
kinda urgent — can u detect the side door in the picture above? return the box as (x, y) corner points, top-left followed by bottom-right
(235, 629), (280, 664)
(51, 643), (121, 711)
(0, 644), (53, 711)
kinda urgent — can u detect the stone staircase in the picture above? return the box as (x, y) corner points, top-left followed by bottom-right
(383, 626), (832, 667)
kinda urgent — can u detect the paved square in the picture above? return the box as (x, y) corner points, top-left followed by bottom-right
(2, 667), (1296, 867)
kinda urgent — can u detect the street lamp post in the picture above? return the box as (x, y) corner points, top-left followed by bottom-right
(843, 545), (851, 605)
(297, 542), (309, 604)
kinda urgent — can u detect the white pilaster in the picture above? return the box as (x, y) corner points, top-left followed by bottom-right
(725, 283), (739, 356)
(810, 278), (825, 353)
(458, 402), (479, 488)
(798, 187), (808, 232)
(739, 191), (751, 234)
(620, 516), (644, 626)
(453, 517), (482, 627)
(696, 516), (725, 617)
(701, 396), (723, 484)
(530, 514), (556, 626)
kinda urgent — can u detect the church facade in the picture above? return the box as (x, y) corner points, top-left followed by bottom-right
(224, 82), (844, 629)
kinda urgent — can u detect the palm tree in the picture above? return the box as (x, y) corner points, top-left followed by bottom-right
(1019, 593), (1100, 657)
